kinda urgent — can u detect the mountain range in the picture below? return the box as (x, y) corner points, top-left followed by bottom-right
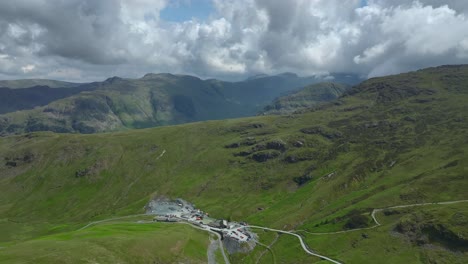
(261, 82), (349, 115)
(0, 72), (361, 135)
(0, 65), (466, 263)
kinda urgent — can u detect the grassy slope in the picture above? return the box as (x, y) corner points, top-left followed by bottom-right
(301, 203), (468, 263)
(0, 222), (210, 264)
(0, 65), (467, 263)
(261, 82), (349, 115)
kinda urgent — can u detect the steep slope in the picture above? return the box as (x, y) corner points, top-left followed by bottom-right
(0, 65), (467, 263)
(0, 85), (98, 114)
(261, 82), (349, 115)
(213, 72), (357, 107)
(0, 73), (361, 134)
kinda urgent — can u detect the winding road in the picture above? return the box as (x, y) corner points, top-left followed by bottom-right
(249, 199), (468, 264)
(180, 223), (230, 264)
(298, 199), (468, 236)
(76, 199), (468, 264)
(249, 225), (342, 264)
(371, 200), (468, 226)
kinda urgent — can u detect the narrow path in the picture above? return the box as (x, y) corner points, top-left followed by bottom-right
(255, 240), (277, 264)
(77, 214), (148, 231)
(75, 199), (468, 264)
(207, 235), (218, 264)
(249, 226), (342, 264)
(371, 199), (468, 226)
(201, 229), (230, 264)
(156, 149), (166, 160)
(174, 222), (230, 264)
(299, 199), (468, 236)
(78, 216), (230, 264)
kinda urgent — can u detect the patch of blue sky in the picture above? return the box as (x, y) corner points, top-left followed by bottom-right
(160, 0), (215, 22)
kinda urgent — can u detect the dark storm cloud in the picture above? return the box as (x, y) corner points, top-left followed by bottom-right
(0, 0), (467, 81)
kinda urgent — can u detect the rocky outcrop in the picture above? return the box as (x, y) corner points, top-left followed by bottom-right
(300, 126), (342, 139)
(251, 150), (280, 162)
(4, 152), (35, 168)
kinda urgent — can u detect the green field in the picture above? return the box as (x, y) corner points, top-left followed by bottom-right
(0, 222), (210, 264)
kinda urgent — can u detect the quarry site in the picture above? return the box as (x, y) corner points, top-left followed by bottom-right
(145, 198), (257, 253)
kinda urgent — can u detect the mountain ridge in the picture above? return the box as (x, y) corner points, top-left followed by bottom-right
(0, 72), (361, 135)
(0, 79), (82, 89)
(261, 82), (349, 115)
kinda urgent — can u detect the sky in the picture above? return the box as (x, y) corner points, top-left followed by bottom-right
(1, 0), (468, 82)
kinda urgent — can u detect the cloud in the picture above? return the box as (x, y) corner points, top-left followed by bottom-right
(354, 42), (390, 64)
(21, 64), (35, 73)
(354, 1), (468, 76)
(0, 0), (467, 81)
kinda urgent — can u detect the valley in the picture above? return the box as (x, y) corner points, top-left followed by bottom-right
(0, 73), (360, 135)
(0, 65), (467, 263)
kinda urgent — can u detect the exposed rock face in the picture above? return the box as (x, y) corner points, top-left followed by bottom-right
(300, 126), (342, 139)
(251, 150), (280, 162)
(75, 169), (89, 178)
(234, 151), (252, 157)
(5, 161), (17, 167)
(223, 236), (257, 255)
(284, 155), (299, 163)
(266, 139), (287, 151)
(224, 137), (257, 149)
(73, 160), (108, 180)
(225, 142), (241, 148)
(292, 165), (316, 186)
(4, 152), (35, 168)
(395, 217), (468, 251)
(293, 140), (304, 147)
(293, 174), (313, 186)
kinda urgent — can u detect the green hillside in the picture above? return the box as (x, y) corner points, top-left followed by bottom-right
(0, 65), (467, 263)
(261, 82), (349, 115)
(0, 222), (211, 264)
(0, 79), (81, 89)
(0, 73), (359, 135)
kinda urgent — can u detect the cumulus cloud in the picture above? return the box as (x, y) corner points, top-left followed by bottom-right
(0, 0), (467, 81)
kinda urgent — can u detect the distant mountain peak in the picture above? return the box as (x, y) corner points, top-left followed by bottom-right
(244, 72), (300, 81)
(104, 76), (123, 83)
(142, 73), (175, 80)
(245, 73), (269, 81)
(277, 72), (298, 78)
